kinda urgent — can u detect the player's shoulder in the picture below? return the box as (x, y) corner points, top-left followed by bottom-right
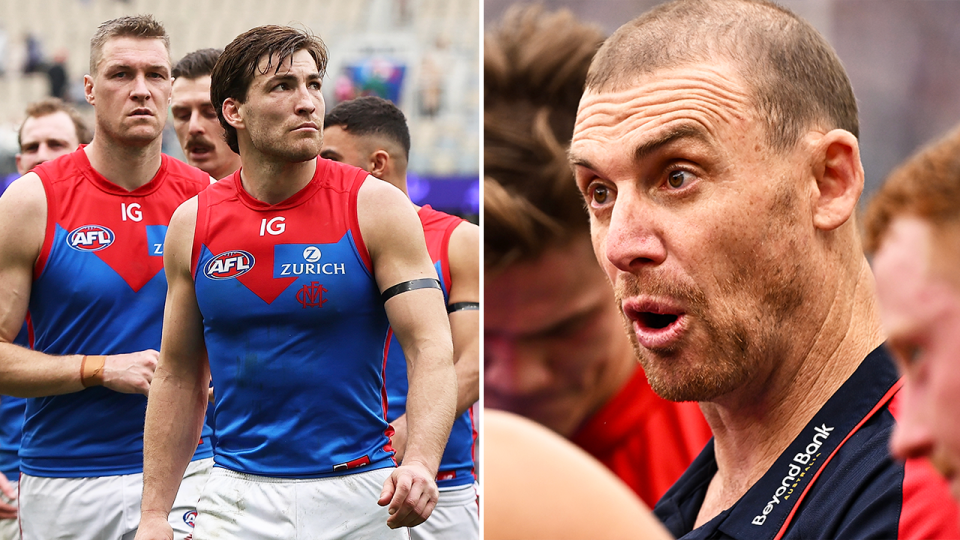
(160, 154), (216, 191)
(317, 156), (367, 190)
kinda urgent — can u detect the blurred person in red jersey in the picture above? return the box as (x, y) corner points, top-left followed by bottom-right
(484, 4), (711, 508)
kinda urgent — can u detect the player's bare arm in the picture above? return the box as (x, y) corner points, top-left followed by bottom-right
(137, 197), (210, 540)
(0, 174), (158, 397)
(358, 178), (456, 529)
(390, 221), (479, 462)
(446, 221), (480, 414)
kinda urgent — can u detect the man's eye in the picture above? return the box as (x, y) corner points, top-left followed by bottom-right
(907, 345), (923, 365)
(667, 169), (693, 189)
(592, 185), (609, 204)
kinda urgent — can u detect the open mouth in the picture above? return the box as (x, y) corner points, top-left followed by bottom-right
(636, 311), (679, 330)
(624, 301), (687, 349)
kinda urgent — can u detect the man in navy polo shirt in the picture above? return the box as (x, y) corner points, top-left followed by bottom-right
(568, 0), (960, 537)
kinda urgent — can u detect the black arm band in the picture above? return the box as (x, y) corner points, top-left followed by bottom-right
(447, 302), (479, 313)
(381, 278), (442, 303)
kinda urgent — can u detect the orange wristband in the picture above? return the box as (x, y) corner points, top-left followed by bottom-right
(80, 355), (105, 388)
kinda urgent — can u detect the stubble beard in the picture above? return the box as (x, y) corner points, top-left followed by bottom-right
(251, 125), (323, 163)
(616, 276), (757, 403)
(618, 185), (809, 404)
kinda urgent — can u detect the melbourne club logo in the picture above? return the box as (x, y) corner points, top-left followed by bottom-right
(204, 250), (255, 280)
(67, 225), (115, 252)
(296, 281), (328, 308)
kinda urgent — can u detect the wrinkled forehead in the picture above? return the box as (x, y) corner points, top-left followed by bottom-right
(570, 63), (755, 162)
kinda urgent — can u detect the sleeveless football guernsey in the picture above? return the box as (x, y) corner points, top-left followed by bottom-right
(23, 148), (213, 477)
(193, 159), (395, 477)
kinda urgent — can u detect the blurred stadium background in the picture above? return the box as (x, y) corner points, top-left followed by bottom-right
(485, 0), (960, 204)
(0, 0), (479, 220)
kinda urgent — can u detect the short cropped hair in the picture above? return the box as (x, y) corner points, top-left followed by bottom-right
(484, 5), (604, 271)
(90, 15), (170, 75)
(862, 126), (960, 256)
(211, 25), (328, 154)
(324, 96), (411, 160)
(173, 48), (222, 80)
(587, 0), (858, 154)
(18, 97), (92, 148)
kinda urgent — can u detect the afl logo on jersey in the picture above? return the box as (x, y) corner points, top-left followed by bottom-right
(182, 510), (197, 527)
(67, 225), (115, 252)
(204, 250), (255, 280)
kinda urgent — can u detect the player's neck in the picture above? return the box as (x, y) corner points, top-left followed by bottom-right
(695, 259), (884, 525)
(239, 154), (317, 205)
(84, 137), (163, 192)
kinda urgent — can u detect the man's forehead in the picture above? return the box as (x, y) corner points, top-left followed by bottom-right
(22, 112), (76, 139)
(98, 36), (170, 68)
(172, 76), (213, 105)
(254, 49), (319, 77)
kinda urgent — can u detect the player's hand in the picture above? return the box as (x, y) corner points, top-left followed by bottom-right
(389, 414), (409, 463)
(102, 349), (158, 395)
(0, 471), (16, 520)
(133, 511), (173, 540)
(377, 461), (439, 529)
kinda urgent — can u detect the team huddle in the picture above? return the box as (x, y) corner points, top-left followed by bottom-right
(0, 15), (478, 540)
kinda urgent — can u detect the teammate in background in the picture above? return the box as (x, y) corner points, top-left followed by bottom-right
(864, 126), (960, 502)
(137, 26), (456, 539)
(322, 95), (480, 540)
(569, 0), (960, 536)
(170, 48), (241, 180)
(484, 5), (711, 507)
(0, 16), (213, 539)
(15, 98), (92, 177)
(0, 97), (92, 540)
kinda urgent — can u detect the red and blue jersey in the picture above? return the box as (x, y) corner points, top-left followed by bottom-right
(0, 324), (29, 480)
(654, 345), (960, 539)
(384, 205), (476, 488)
(193, 159), (395, 478)
(23, 147), (213, 477)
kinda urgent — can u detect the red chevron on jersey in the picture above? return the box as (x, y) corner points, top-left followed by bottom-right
(192, 162), (370, 305)
(34, 148), (211, 293)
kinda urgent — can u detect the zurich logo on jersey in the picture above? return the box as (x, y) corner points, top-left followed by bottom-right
(204, 250), (255, 280)
(303, 245), (322, 262)
(67, 225), (115, 252)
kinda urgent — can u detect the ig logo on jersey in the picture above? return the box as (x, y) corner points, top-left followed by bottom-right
(67, 225), (115, 252)
(204, 250), (255, 280)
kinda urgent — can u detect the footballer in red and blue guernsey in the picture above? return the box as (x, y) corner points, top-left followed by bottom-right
(0, 15), (214, 540)
(137, 25), (456, 540)
(569, 0), (960, 538)
(323, 95), (480, 540)
(0, 97), (91, 540)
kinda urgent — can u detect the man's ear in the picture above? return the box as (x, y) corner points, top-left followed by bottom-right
(809, 129), (864, 231)
(83, 74), (95, 106)
(369, 149), (390, 179)
(221, 98), (244, 130)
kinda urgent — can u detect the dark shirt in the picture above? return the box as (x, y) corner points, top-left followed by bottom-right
(654, 346), (960, 540)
